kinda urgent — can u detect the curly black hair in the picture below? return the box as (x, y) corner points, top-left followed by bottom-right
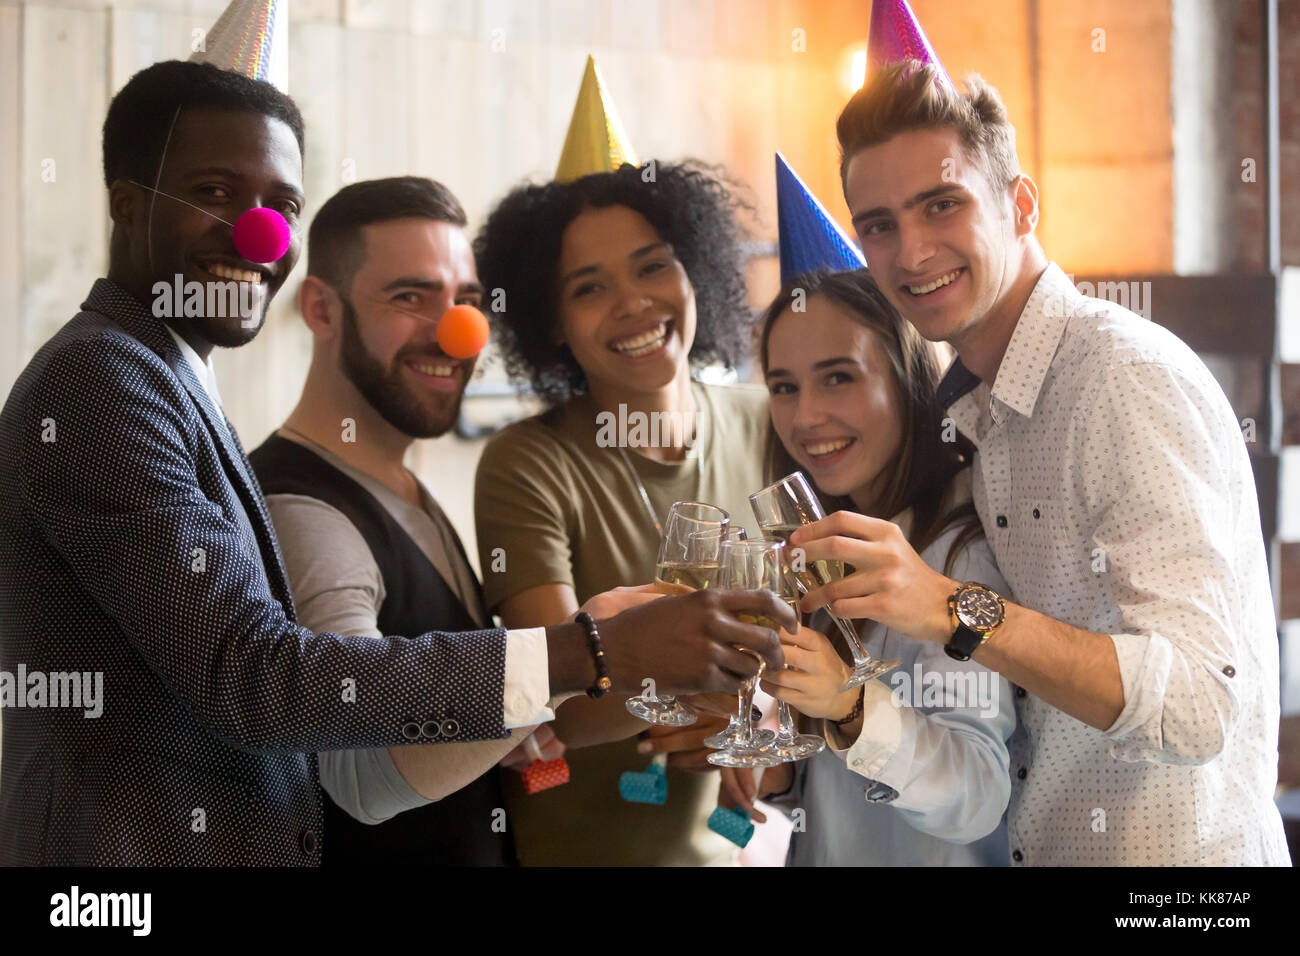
(474, 160), (755, 407)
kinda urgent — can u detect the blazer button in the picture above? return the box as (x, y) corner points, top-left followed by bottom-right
(1012, 849), (1023, 862)
(401, 722), (421, 740)
(996, 515), (1008, 528)
(421, 719), (442, 738)
(299, 829), (318, 855)
(1017, 767), (1027, 780)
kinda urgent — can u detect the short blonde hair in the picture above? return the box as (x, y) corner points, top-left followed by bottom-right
(837, 60), (1021, 195)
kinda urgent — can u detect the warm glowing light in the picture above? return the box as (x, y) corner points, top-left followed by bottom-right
(849, 49), (868, 91)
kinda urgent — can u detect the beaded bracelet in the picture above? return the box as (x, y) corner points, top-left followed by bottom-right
(833, 685), (865, 727)
(575, 612), (613, 699)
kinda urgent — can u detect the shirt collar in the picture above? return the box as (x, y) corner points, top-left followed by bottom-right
(986, 262), (1078, 420)
(937, 262), (1078, 432)
(164, 325), (224, 412)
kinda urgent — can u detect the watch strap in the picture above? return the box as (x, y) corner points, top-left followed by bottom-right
(944, 623), (984, 662)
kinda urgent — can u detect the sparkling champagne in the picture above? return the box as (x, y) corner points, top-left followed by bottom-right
(654, 561), (720, 594)
(762, 525), (846, 595)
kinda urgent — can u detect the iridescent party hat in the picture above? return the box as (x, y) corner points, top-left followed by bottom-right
(554, 55), (639, 183)
(776, 152), (866, 285)
(868, 0), (951, 88)
(190, 0), (288, 93)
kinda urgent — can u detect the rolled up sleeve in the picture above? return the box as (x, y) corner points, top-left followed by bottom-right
(1082, 361), (1248, 765)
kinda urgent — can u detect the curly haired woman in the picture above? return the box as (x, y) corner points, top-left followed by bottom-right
(474, 161), (769, 866)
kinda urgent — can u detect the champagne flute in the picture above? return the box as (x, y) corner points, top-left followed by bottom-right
(702, 526), (776, 750)
(626, 501), (730, 726)
(759, 546), (826, 761)
(750, 472), (900, 690)
(705, 539), (784, 769)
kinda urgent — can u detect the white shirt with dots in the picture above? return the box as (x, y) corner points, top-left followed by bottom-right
(940, 262), (1291, 866)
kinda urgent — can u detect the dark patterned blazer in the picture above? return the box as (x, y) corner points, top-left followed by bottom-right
(0, 280), (508, 866)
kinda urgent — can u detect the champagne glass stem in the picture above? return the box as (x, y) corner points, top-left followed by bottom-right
(832, 614), (872, 667)
(776, 700), (799, 744)
(740, 677), (758, 743)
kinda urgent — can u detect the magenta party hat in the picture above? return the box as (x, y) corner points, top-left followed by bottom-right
(776, 152), (866, 285)
(868, 0), (952, 88)
(190, 0), (288, 93)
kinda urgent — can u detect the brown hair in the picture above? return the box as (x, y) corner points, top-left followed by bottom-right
(836, 60), (1020, 196)
(759, 268), (982, 576)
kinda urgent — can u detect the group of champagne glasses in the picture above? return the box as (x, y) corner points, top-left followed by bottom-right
(625, 472), (901, 770)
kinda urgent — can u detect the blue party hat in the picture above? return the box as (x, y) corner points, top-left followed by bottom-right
(776, 152), (866, 285)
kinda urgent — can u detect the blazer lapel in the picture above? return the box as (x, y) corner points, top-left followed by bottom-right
(85, 281), (296, 621)
(168, 357), (297, 620)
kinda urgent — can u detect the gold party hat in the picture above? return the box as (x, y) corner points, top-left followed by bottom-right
(190, 0), (288, 93)
(554, 55), (638, 183)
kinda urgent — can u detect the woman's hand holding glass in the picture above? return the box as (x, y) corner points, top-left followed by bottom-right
(749, 473), (900, 688)
(760, 624), (862, 722)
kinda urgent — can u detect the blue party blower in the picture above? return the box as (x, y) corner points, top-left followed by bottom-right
(708, 805), (755, 848)
(619, 752), (668, 804)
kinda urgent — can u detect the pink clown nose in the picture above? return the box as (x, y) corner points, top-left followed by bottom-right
(232, 207), (292, 263)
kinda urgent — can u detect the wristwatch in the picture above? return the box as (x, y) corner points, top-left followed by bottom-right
(944, 582), (1006, 661)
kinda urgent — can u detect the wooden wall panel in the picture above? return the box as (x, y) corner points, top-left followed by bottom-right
(21, 4), (110, 363)
(0, 4), (23, 398)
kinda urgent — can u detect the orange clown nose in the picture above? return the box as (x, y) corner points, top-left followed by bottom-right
(436, 304), (490, 359)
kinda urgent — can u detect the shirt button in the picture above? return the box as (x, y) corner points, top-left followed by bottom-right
(299, 829), (318, 855)
(1015, 687), (1027, 698)
(1032, 508), (1041, 519)
(996, 515), (1008, 528)
(1012, 849), (1023, 862)
(1017, 767), (1027, 780)
(1222, 665), (1236, 678)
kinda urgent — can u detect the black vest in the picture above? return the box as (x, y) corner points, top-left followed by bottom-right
(249, 434), (516, 867)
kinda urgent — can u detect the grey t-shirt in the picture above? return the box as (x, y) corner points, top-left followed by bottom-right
(266, 431), (527, 823)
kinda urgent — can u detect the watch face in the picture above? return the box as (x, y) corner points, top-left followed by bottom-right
(956, 586), (1002, 631)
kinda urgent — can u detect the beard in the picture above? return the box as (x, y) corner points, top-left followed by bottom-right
(338, 295), (464, 439)
(198, 308), (268, 348)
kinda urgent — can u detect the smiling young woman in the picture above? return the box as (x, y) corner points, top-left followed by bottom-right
(473, 161), (771, 867)
(737, 267), (1016, 867)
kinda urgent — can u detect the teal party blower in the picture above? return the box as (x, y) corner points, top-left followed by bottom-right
(619, 752), (668, 804)
(707, 805), (755, 848)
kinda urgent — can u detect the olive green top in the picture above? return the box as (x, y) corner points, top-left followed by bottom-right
(475, 380), (771, 866)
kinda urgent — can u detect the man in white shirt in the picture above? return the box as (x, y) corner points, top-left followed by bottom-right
(791, 60), (1290, 865)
